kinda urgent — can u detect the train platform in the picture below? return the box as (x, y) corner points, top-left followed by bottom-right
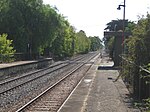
(0, 61), (35, 69)
(59, 56), (141, 112)
(0, 58), (53, 69)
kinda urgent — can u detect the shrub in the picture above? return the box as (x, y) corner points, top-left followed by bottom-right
(0, 34), (16, 63)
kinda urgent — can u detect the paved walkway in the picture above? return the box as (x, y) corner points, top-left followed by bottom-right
(59, 56), (140, 112)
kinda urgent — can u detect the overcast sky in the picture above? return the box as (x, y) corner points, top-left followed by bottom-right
(43, 0), (150, 39)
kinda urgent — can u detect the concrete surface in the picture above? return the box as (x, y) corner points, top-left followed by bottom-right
(0, 61), (35, 69)
(59, 56), (140, 112)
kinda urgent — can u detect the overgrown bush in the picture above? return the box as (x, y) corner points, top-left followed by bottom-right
(123, 15), (150, 110)
(0, 34), (16, 63)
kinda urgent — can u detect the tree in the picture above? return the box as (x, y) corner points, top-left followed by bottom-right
(48, 15), (76, 59)
(75, 30), (90, 54)
(0, 0), (62, 58)
(104, 19), (128, 31)
(0, 34), (16, 63)
(89, 36), (103, 51)
(103, 19), (135, 57)
(122, 14), (150, 101)
(0, 0), (98, 61)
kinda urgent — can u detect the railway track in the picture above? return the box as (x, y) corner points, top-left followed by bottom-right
(16, 63), (88, 112)
(0, 52), (99, 112)
(0, 54), (86, 95)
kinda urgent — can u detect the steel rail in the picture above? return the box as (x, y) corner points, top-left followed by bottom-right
(0, 62), (64, 85)
(0, 54), (85, 86)
(16, 52), (99, 112)
(0, 54), (88, 95)
(16, 63), (84, 112)
(57, 61), (93, 112)
(0, 63), (69, 95)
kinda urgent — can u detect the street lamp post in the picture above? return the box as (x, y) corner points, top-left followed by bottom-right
(114, 0), (126, 81)
(117, 0), (126, 55)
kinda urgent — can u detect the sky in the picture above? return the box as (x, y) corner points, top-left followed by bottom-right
(43, 0), (150, 39)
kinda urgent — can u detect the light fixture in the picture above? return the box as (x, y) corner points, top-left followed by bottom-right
(117, 5), (125, 10)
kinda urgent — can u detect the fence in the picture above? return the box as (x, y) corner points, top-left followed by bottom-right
(120, 55), (150, 100)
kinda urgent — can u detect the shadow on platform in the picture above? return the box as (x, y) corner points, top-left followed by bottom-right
(97, 66), (120, 70)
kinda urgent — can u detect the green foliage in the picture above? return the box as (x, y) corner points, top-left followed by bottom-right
(107, 36), (115, 58)
(133, 98), (150, 111)
(121, 14), (150, 104)
(103, 19), (135, 58)
(125, 21), (136, 33)
(0, 0), (99, 60)
(49, 17), (75, 59)
(144, 98), (150, 111)
(0, 0), (61, 55)
(75, 30), (91, 54)
(0, 34), (16, 63)
(104, 19), (135, 33)
(89, 36), (103, 51)
(125, 15), (149, 70)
